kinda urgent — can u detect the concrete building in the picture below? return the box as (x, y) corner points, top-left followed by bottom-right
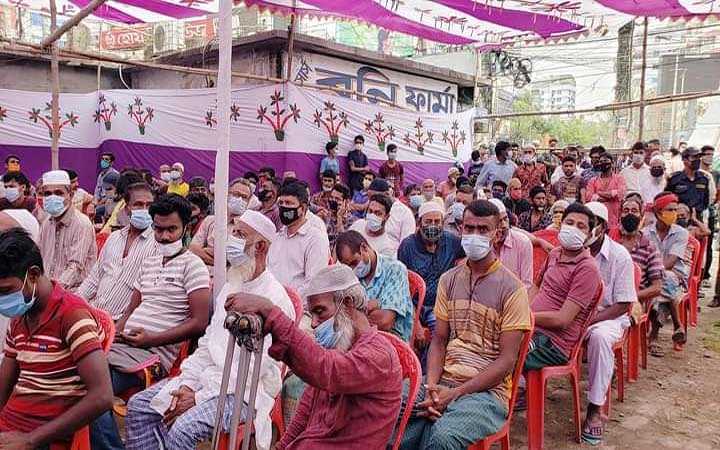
(530, 75), (577, 112)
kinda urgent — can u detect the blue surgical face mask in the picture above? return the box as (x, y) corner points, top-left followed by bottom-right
(314, 315), (339, 349)
(4, 187), (20, 203)
(43, 194), (67, 217)
(228, 196), (248, 216)
(100, 160), (111, 170)
(409, 195), (423, 209)
(226, 235), (250, 267)
(129, 209), (152, 230)
(366, 213), (383, 232)
(0, 273), (36, 318)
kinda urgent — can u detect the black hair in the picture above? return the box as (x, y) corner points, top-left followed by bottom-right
(598, 151), (614, 162)
(325, 141), (338, 152)
(243, 172), (259, 184)
(368, 193), (393, 215)
(117, 171), (144, 201)
(279, 180), (309, 205)
(332, 182), (351, 200)
(549, 137), (558, 144)
(631, 141), (647, 151)
(321, 170), (337, 180)
(0, 228), (43, 278)
(403, 183), (418, 198)
(510, 142), (519, 149)
(562, 156), (576, 164)
(495, 141), (510, 156)
(259, 167), (276, 178)
(647, 139), (661, 145)
(589, 145), (606, 156)
(363, 170), (376, 179)
(4, 154), (19, 164)
(386, 143), (397, 153)
(529, 186), (546, 199)
(562, 202), (596, 231)
(149, 194), (193, 226)
(491, 180), (507, 190)
(100, 152), (115, 162)
(188, 176), (208, 189)
(64, 169), (78, 181)
(464, 199), (500, 222)
(2, 171), (30, 189)
(187, 192), (210, 215)
(354, 135), (365, 144)
(471, 150), (480, 160)
(336, 230), (368, 255)
(701, 145), (715, 153)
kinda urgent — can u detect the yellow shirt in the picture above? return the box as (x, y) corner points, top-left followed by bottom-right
(167, 181), (190, 197)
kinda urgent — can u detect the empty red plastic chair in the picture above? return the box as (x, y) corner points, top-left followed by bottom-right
(678, 235), (700, 341)
(51, 308), (115, 450)
(407, 270), (427, 351)
(468, 316), (535, 450)
(531, 229), (558, 281)
(626, 263), (642, 382)
(525, 284), (603, 450)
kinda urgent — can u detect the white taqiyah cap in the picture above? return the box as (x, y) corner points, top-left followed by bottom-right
(42, 170), (70, 186)
(238, 210), (276, 243)
(585, 201), (609, 224)
(303, 264), (360, 299)
(418, 201), (444, 218)
(2, 209), (39, 242)
(489, 198), (506, 214)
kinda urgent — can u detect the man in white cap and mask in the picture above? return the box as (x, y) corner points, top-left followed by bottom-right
(225, 264), (402, 448)
(37, 170), (96, 292)
(114, 210), (294, 450)
(489, 198), (534, 289)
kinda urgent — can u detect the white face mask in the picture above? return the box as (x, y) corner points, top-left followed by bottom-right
(632, 154), (644, 165)
(158, 238), (183, 257)
(160, 172), (172, 182)
(170, 170), (182, 180)
(461, 234), (493, 261)
(558, 224), (587, 251)
(228, 196), (248, 216)
(226, 235), (251, 267)
(4, 187), (20, 203)
(366, 213), (384, 232)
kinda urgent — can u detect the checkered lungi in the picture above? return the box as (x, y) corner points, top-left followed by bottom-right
(399, 382), (507, 450)
(125, 379), (247, 450)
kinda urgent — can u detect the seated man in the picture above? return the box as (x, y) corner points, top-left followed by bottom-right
(0, 229), (113, 447)
(444, 185), (474, 236)
(78, 180), (159, 320)
(225, 264), (403, 449)
(643, 192), (690, 353)
(400, 200), (532, 449)
(350, 194), (398, 258)
(489, 199), (533, 288)
(526, 202), (602, 371)
(336, 230), (413, 342)
(420, 178), (444, 208)
(398, 202), (464, 336)
(582, 202), (637, 444)
(37, 170), (97, 292)
(368, 179), (416, 246)
(310, 170), (337, 218)
(122, 211), (294, 450)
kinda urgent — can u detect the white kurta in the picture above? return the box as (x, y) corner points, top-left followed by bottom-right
(148, 269), (296, 450)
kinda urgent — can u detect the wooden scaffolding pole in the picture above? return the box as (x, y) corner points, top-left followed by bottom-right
(40, 0), (107, 48)
(286, 0), (297, 81)
(638, 17), (649, 141)
(49, 0), (60, 170)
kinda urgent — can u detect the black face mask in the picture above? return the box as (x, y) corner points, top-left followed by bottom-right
(279, 206), (300, 225)
(689, 159), (701, 171)
(671, 148), (680, 156)
(621, 214), (641, 233)
(600, 163), (612, 173)
(592, 163), (602, 172)
(328, 200), (339, 211)
(258, 189), (273, 202)
(650, 167), (664, 178)
(676, 218), (689, 228)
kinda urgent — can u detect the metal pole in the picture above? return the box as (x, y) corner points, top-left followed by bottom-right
(41, 0), (108, 48)
(638, 17), (649, 141)
(210, 334), (238, 449)
(212, 0), (233, 294)
(669, 53), (679, 146)
(49, 0), (60, 170)
(286, 0), (297, 82)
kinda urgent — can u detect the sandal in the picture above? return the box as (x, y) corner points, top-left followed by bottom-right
(581, 421), (604, 446)
(649, 342), (665, 357)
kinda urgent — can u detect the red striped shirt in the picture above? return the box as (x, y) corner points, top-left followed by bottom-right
(0, 282), (103, 432)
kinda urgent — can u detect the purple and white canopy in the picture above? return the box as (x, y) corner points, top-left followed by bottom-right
(4, 1), (718, 44)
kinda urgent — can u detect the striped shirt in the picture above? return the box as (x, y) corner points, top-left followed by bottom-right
(78, 226), (159, 320)
(611, 230), (664, 290)
(37, 206), (97, 292)
(121, 251), (209, 369)
(0, 283), (104, 433)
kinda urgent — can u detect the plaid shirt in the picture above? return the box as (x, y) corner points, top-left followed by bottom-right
(514, 163), (548, 198)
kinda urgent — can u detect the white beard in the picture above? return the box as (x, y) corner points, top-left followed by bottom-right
(333, 307), (356, 352)
(226, 255), (257, 292)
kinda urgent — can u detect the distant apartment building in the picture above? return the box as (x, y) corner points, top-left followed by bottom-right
(530, 75), (577, 112)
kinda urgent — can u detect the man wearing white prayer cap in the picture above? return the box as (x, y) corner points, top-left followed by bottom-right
(225, 264), (403, 448)
(489, 198), (534, 288)
(37, 170), (96, 291)
(0, 209), (39, 242)
(121, 209), (295, 450)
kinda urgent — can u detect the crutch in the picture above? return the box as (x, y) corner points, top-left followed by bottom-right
(210, 312), (265, 450)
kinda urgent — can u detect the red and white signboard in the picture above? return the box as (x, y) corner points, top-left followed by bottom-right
(184, 18), (215, 41)
(100, 25), (150, 50)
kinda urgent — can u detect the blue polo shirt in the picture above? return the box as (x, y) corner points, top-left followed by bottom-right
(360, 254), (414, 342)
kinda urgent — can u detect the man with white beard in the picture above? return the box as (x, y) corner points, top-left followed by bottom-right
(225, 264), (403, 449)
(122, 210), (295, 450)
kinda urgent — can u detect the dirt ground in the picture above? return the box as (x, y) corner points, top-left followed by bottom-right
(506, 276), (720, 449)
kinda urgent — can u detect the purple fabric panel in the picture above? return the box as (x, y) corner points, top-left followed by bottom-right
(258, 0), (475, 44)
(115, 0), (208, 19)
(432, 0), (581, 37)
(70, 0), (142, 24)
(595, 1), (690, 16)
(0, 144), (100, 191)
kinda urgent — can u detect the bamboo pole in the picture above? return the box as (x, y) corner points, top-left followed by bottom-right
(41, 0), (108, 48)
(49, 0), (60, 170)
(638, 17), (649, 141)
(286, 0), (297, 81)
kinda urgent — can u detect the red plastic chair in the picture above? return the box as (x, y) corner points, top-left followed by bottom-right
(468, 316), (535, 450)
(678, 236), (700, 341)
(689, 236), (706, 328)
(52, 309), (115, 450)
(525, 284), (603, 450)
(381, 331), (422, 450)
(407, 270), (427, 351)
(95, 231), (110, 256)
(531, 229), (558, 281)
(626, 263), (642, 383)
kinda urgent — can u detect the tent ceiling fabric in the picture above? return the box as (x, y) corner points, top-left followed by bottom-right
(7, 1), (718, 41)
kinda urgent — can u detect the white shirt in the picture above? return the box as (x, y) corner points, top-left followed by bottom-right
(666, 153), (684, 175)
(306, 210), (328, 233)
(268, 219), (330, 291)
(349, 219), (399, 258)
(148, 270), (295, 450)
(644, 176), (666, 206)
(594, 237), (636, 312)
(550, 164), (582, 184)
(386, 200), (416, 245)
(620, 164), (653, 202)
